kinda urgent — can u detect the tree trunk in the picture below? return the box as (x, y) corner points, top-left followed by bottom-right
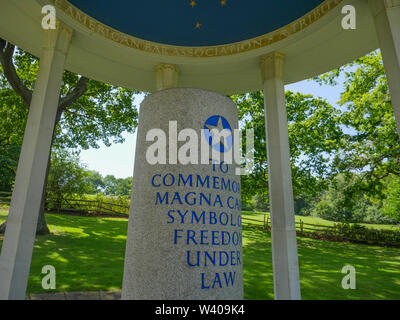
(36, 208), (50, 235)
(0, 41), (89, 236)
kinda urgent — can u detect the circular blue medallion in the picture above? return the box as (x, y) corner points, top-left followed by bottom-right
(204, 115), (233, 153)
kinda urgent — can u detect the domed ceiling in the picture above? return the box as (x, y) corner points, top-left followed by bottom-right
(68, 0), (326, 46)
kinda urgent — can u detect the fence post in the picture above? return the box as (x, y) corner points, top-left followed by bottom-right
(97, 199), (102, 214)
(300, 220), (304, 234)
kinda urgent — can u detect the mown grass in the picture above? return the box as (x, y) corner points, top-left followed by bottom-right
(243, 226), (400, 299)
(242, 211), (400, 231)
(0, 208), (399, 299)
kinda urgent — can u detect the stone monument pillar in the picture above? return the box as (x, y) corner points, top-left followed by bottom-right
(122, 88), (243, 300)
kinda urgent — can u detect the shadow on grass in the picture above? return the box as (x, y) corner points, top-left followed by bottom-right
(242, 225), (400, 300)
(297, 236), (400, 300)
(1, 212), (399, 299)
(242, 226), (274, 300)
(26, 213), (129, 293)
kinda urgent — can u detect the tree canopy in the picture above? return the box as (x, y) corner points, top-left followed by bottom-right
(234, 50), (400, 223)
(0, 42), (140, 233)
(232, 90), (343, 211)
(0, 44), (140, 192)
(316, 51), (400, 196)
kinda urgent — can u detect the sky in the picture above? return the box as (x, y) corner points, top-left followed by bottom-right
(79, 80), (344, 179)
(79, 93), (144, 179)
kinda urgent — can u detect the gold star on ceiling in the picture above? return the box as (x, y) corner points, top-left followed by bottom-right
(191, 1), (228, 29)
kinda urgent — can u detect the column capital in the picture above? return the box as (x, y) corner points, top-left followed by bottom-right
(260, 51), (285, 82)
(43, 20), (73, 55)
(385, 0), (400, 9)
(155, 63), (179, 91)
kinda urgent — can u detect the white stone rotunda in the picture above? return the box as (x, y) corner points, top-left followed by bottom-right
(0, 0), (399, 300)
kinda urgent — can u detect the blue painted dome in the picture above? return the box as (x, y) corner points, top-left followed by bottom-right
(68, 0), (326, 46)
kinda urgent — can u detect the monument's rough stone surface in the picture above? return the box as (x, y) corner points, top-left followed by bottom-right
(122, 88), (243, 300)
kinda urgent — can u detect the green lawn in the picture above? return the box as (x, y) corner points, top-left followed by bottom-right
(1, 208), (399, 299)
(242, 210), (400, 231)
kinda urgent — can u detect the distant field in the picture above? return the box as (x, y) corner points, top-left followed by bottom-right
(242, 211), (400, 231)
(0, 208), (399, 299)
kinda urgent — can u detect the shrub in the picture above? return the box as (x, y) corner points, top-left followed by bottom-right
(324, 222), (400, 246)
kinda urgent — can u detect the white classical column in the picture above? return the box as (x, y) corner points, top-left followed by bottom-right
(369, 0), (400, 136)
(0, 22), (73, 300)
(260, 52), (301, 300)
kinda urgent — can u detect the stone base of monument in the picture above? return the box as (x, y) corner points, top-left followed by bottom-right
(122, 88), (243, 300)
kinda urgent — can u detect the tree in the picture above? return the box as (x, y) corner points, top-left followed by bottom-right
(0, 62), (27, 192)
(315, 50), (400, 220)
(382, 175), (400, 222)
(103, 175), (132, 197)
(310, 173), (395, 224)
(114, 177), (132, 197)
(231, 91), (343, 211)
(103, 175), (118, 196)
(0, 144), (20, 192)
(46, 149), (92, 213)
(0, 39), (139, 234)
(85, 170), (105, 194)
(311, 173), (360, 222)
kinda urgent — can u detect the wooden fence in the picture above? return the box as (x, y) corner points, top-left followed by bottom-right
(2, 191), (400, 246)
(0, 192), (130, 217)
(45, 198), (130, 217)
(241, 214), (400, 247)
(0, 191), (12, 205)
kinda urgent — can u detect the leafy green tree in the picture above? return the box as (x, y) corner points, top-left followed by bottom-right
(85, 170), (105, 194)
(314, 51), (400, 222)
(103, 175), (132, 197)
(382, 175), (400, 222)
(310, 173), (395, 224)
(232, 91), (343, 210)
(0, 40), (139, 234)
(0, 145), (20, 192)
(311, 173), (359, 222)
(316, 51), (400, 197)
(46, 149), (92, 214)
(103, 175), (118, 196)
(114, 177), (133, 197)
(0, 61), (27, 192)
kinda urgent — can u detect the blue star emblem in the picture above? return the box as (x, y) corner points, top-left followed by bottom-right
(204, 115), (233, 153)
